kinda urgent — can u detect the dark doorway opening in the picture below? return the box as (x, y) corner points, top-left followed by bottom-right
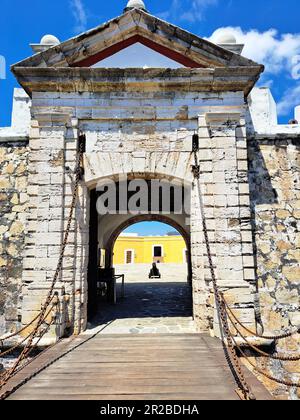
(86, 179), (193, 333)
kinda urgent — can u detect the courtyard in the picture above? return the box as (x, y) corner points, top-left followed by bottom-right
(85, 264), (195, 335)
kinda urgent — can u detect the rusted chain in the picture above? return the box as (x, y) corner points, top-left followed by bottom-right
(0, 312), (42, 344)
(0, 312), (56, 390)
(0, 305), (56, 388)
(0, 332), (33, 358)
(223, 297), (300, 341)
(0, 320), (117, 401)
(230, 333), (300, 389)
(0, 295), (56, 358)
(0, 136), (84, 389)
(193, 148), (255, 401)
(23, 138), (84, 346)
(193, 144), (300, 394)
(225, 306), (300, 362)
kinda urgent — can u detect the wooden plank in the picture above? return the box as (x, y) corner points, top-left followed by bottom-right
(25, 371), (226, 379)
(5, 333), (273, 401)
(25, 377), (231, 387)
(8, 392), (237, 401)
(7, 385), (237, 395)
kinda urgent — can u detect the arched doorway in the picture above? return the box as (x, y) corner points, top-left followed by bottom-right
(86, 176), (194, 333)
(107, 214), (192, 283)
(87, 218), (193, 334)
(112, 220), (189, 280)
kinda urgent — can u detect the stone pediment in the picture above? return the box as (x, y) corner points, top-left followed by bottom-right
(12, 9), (263, 71)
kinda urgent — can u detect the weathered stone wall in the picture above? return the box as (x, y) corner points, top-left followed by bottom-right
(0, 142), (29, 335)
(16, 87), (257, 340)
(249, 136), (300, 399)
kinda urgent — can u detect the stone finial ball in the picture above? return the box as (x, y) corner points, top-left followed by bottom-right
(215, 31), (237, 44)
(126, 0), (146, 10)
(40, 34), (60, 46)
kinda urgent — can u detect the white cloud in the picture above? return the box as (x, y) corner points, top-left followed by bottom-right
(209, 27), (300, 75)
(209, 27), (300, 116)
(159, 0), (218, 23)
(277, 84), (300, 116)
(70, 0), (88, 33)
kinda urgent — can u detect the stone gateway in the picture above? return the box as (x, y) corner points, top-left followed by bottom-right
(0, 1), (299, 400)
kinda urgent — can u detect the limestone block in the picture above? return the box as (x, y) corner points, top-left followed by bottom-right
(217, 256), (243, 271)
(243, 255), (255, 268)
(223, 288), (254, 305)
(240, 207), (251, 218)
(244, 268), (256, 281)
(238, 160), (249, 171)
(213, 137), (237, 149)
(214, 307), (255, 329)
(237, 148), (248, 160)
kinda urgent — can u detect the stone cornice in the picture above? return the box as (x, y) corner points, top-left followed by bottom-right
(0, 136), (29, 143)
(205, 111), (241, 123)
(250, 133), (300, 141)
(11, 9), (263, 71)
(33, 111), (73, 124)
(12, 67), (262, 97)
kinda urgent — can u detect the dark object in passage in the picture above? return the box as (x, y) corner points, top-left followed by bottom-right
(97, 268), (125, 304)
(149, 263), (161, 279)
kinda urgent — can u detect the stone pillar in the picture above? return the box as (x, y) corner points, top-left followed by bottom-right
(21, 112), (89, 343)
(190, 164), (208, 332)
(192, 111), (256, 336)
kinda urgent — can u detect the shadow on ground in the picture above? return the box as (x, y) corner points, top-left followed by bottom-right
(86, 263), (195, 334)
(96, 282), (192, 320)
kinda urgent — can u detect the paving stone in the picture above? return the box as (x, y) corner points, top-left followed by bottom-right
(84, 265), (195, 335)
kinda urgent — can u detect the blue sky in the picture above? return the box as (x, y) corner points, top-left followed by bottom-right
(1, 1), (299, 235)
(1, 0), (300, 127)
(124, 222), (178, 236)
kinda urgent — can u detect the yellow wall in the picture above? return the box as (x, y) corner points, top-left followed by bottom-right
(113, 235), (187, 264)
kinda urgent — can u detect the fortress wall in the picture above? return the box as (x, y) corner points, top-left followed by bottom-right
(249, 136), (300, 399)
(0, 141), (29, 335)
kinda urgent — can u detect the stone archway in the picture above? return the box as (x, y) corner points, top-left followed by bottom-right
(87, 207), (194, 332)
(86, 173), (193, 321)
(106, 214), (192, 283)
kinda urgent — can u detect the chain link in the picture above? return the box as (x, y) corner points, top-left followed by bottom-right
(0, 313), (43, 344)
(192, 149), (255, 400)
(0, 304), (56, 387)
(0, 136), (84, 390)
(230, 333), (300, 389)
(222, 297), (300, 341)
(225, 305), (300, 362)
(192, 145), (300, 393)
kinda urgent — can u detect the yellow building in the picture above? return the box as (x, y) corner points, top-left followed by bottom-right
(113, 235), (188, 265)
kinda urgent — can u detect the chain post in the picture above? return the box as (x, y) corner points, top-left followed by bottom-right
(0, 134), (85, 390)
(191, 135), (255, 400)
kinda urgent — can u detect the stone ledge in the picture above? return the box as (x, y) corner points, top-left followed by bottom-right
(12, 67), (263, 97)
(230, 336), (274, 349)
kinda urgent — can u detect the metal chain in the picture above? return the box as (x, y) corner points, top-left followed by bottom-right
(192, 148), (255, 401)
(0, 304), (56, 387)
(0, 330), (37, 359)
(225, 305), (300, 362)
(230, 333), (300, 389)
(0, 309), (57, 396)
(0, 313), (43, 344)
(0, 295), (56, 358)
(223, 297), (300, 341)
(0, 320), (116, 401)
(0, 136), (84, 389)
(192, 145), (300, 392)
